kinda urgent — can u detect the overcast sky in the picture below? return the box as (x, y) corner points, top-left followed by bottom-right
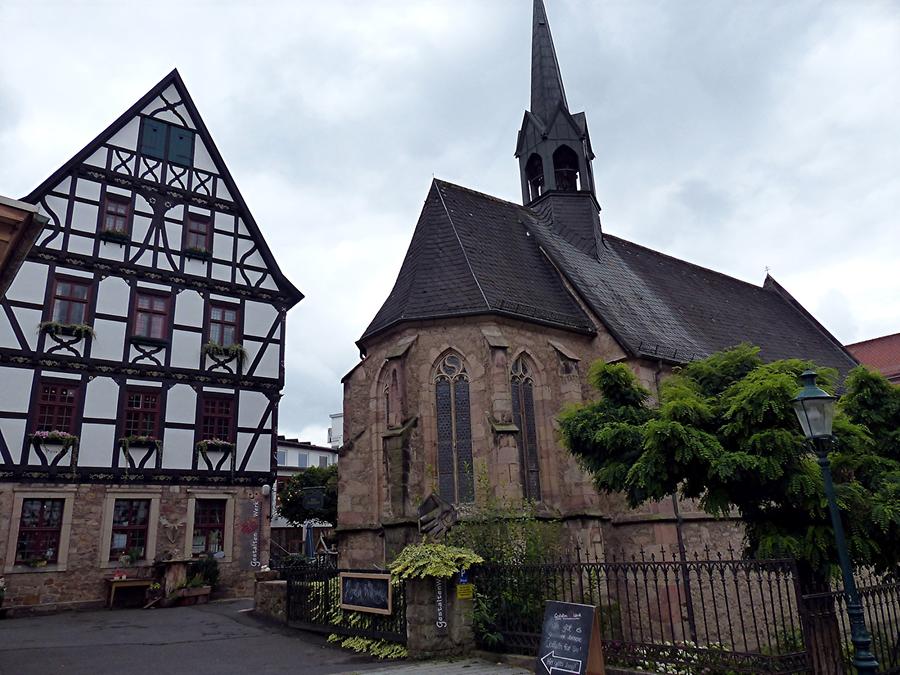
(2, 1), (898, 444)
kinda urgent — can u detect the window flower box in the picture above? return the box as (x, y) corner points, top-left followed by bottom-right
(39, 321), (95, 339)
(195, 439), (234, 455)
(183, 246), (212, 260)
(129, 335), (170, 348)
(98, 228), (131, 245)
(29, 431), (78, 464)
(201, 341), (247, 364)
(119, 435), (161, 451)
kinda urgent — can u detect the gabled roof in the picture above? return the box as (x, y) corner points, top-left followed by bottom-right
(22, 69), (303, 307)
(359, 180), (596, 346)
(362, 179), (858, 377)
(0, 195), (48, 296)
(846, 333), (900, 382)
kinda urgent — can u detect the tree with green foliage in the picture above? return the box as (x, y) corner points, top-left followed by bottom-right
(558, 344), (900, 592)
(276, 464), (338, 527)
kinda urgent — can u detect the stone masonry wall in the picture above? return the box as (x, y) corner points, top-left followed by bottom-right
(0, 482), (268, 612)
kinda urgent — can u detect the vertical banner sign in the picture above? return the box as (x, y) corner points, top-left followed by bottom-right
(535, 601), (605, 675)
(238, 494), (262, 570)
(435, 577), (449, 636)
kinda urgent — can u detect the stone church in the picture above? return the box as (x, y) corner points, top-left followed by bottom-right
(337, 1), (857, 567)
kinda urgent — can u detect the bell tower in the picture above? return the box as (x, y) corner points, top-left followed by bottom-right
(516, 0), (601, 256)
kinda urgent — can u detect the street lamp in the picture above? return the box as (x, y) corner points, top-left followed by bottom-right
(793, 370), (879, 674)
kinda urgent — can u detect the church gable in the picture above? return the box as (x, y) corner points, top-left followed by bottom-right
(23, 70), (301, 305)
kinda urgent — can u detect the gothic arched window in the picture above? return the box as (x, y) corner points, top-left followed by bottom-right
(511, 356), (541, 501)
(553, 145), (580, 192)
(525, 153), (544, 201)
(434, 353), (474, 503)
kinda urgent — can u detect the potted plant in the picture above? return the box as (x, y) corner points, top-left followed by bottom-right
(201, 341), (247, 364)
(99, 227), (130, 245)
(196, 438), (234, 469)
(39, 321), (96, 340)
(183, 245), (211, 260)
(119, 436), (161, 467)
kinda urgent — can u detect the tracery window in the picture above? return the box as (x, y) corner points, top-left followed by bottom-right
(511, 356), (541, 501)
(434, 353), (474, 503)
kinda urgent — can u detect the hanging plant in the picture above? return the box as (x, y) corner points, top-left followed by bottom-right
(183, 246), (212, 260)
(195, 438), (234, 454)
(202, 341), (247, 363)
(29, 430), (79, 449)
(39, 321), (96, 339)
(99, 228), (131, 244)
(119, 435), (161, 450)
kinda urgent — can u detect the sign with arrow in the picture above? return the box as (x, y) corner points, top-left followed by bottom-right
(535, 600), (605, 675)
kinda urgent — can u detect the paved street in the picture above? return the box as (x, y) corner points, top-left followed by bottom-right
(0, 600), (528, 675)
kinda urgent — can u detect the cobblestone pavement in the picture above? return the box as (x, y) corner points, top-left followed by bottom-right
(335, 658), (531, 674)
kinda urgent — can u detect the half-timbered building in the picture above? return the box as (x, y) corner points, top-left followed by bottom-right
(0, 70), (302, 610)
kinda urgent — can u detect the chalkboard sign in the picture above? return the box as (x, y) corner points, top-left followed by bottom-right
(339, 572), (392, 615)
(535, 601), (605, 675)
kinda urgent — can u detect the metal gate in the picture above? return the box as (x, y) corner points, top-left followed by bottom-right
(284, 562), (406, 644)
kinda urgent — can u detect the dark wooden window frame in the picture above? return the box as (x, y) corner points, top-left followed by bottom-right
(138, 116), (196, 167)
(15, 497), (66, 564)
(34, 378), (81, 434)
(121, 386), (162, 439)
(191, 498), (227, 557)
(100, 193), (133, 234)
(108, 498), (151, 561)
(183, 212), (212, 253)
(205, 300), (241, 347)
(49, 274), (93, 325)
(199, 394), (235, 442)
(130, 289), (172, 343)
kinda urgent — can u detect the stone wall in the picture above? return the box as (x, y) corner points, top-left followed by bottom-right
(253, 579), (287, 623)
(338, 314), (745, 569)
(405, 576), (474, 659)
(0, 482), (269, 612)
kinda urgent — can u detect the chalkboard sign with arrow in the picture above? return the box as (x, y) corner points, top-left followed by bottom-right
(535, 600), (605, 675)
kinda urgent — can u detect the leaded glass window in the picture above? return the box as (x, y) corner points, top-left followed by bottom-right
(511, 356), (541, 501)
(434, 353), (474, 503)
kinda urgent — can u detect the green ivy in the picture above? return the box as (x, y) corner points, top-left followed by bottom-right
(388, 542), (483, 580)
(326, 634), (408, 659)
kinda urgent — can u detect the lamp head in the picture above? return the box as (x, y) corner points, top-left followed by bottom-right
(792, 370), (836, 440)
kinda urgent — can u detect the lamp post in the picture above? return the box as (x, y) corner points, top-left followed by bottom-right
(793, 370), (879, 674)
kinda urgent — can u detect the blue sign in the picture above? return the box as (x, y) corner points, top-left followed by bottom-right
(459, 569), (469, 584)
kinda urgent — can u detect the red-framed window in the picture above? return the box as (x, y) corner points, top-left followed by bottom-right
(109, 499), (151, 561)
(15, 498), (65, 564)
(200, 396), (234, 442)
(133, 291), (170, 340)
(50, 277), (91, 325)
(101, 194), (130, 233)
(123, 388), (161, 438)
(184, 213), (211, 252)
(192, 499), (226, 556)
(207, 303), (240, 347)
(35, 380), (79, 433)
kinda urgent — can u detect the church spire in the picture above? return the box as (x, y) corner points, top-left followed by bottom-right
(531, 0), (569, 123)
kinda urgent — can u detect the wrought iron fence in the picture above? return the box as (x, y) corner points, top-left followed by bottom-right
(470, 548), (808, 674)
(284, 564), (406, 645)
(803, 573), (900, 674)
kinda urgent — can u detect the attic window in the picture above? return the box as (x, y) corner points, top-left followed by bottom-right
(139, 118), (195, 167)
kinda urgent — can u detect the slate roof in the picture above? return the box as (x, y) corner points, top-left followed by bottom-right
(361, 180), (858, 377)
(846, 333), (900, 383)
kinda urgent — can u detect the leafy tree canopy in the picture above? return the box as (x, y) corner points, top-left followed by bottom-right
(558, 344), (900, 586)
(276, 464), (338, 527)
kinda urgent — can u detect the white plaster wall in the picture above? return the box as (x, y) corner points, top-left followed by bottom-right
(193, 139), (217, 173)
(166, 385), (196, 424)
(74, 178), (102, 201)
(212, 233), (231, 261)
(107, 185), (132, 199)
(183, 257), (208, 276)
(261, 276), (279, 292)
(0, 419), (27, 463)
(11, 307), (41, 350)
(174, 289), (203, 327)
(70, 201), (99, 233)
(91, 319), (126, 361)
(84, 147), (107, 168)
(167, 204), (184, 221)
(254, 343), (280, 379)
(130, 344), (168, 364)
(0, 367), (31, 412)
(215, 183), (232, 201)
(132, 214), (152, 243)
(6, 261), (48, 304)
(51, 177), (72, 195)
(171, 330), (201, 369)
(42, 370), (81, 380)
(242, 432), (272, 472)
(0, 313), (19, 349)
(96, 276), (130, 315)
(135, 250), (154, 267)
(83, 377), (119, 419)
(78, 423), (116, 467)
(215, 212), (233, 233)
(166, 223), (183, 252)
(67, 235), (94, 256)
(244, 301), (278, 337)
(107, 116), (140, 149)
(161, 428), (194, 469)
(238, 390), (269, 428)
(237, 220), (251, 238)
(212, 263), (231, 282)
(54, 267), (93, 280)
(98, 242), (126, 262)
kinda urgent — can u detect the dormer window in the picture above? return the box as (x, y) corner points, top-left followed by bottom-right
(139, 118), (195, 167)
